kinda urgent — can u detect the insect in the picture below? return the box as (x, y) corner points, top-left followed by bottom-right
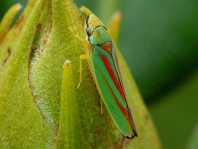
(78, 7), (138, 139)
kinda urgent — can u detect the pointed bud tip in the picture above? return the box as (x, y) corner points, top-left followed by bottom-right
(64, 60), (71, 67)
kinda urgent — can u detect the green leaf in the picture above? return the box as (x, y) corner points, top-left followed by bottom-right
(0, 0), (54, 148)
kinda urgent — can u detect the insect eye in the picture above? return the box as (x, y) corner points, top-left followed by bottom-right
(86, 27), (92, 36)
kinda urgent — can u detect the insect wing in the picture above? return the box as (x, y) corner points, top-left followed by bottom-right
(90, 45), (136, 138)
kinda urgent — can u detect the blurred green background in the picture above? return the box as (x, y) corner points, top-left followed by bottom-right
(1, 0), (198, 148)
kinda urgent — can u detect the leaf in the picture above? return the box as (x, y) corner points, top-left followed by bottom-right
(0, 0), (54, 148)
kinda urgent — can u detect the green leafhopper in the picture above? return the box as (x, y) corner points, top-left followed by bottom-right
(79, 6), (138, 139)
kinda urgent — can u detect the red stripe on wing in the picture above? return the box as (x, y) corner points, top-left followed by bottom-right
(100, 54), (125, 98)
(105, 78), (129, 120)
(99, 53), (129, 118)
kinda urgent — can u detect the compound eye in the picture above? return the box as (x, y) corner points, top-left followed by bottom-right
(86, 27), (92, 36)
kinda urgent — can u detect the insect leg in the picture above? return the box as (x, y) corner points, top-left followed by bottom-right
(77, 54), (87, 89)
